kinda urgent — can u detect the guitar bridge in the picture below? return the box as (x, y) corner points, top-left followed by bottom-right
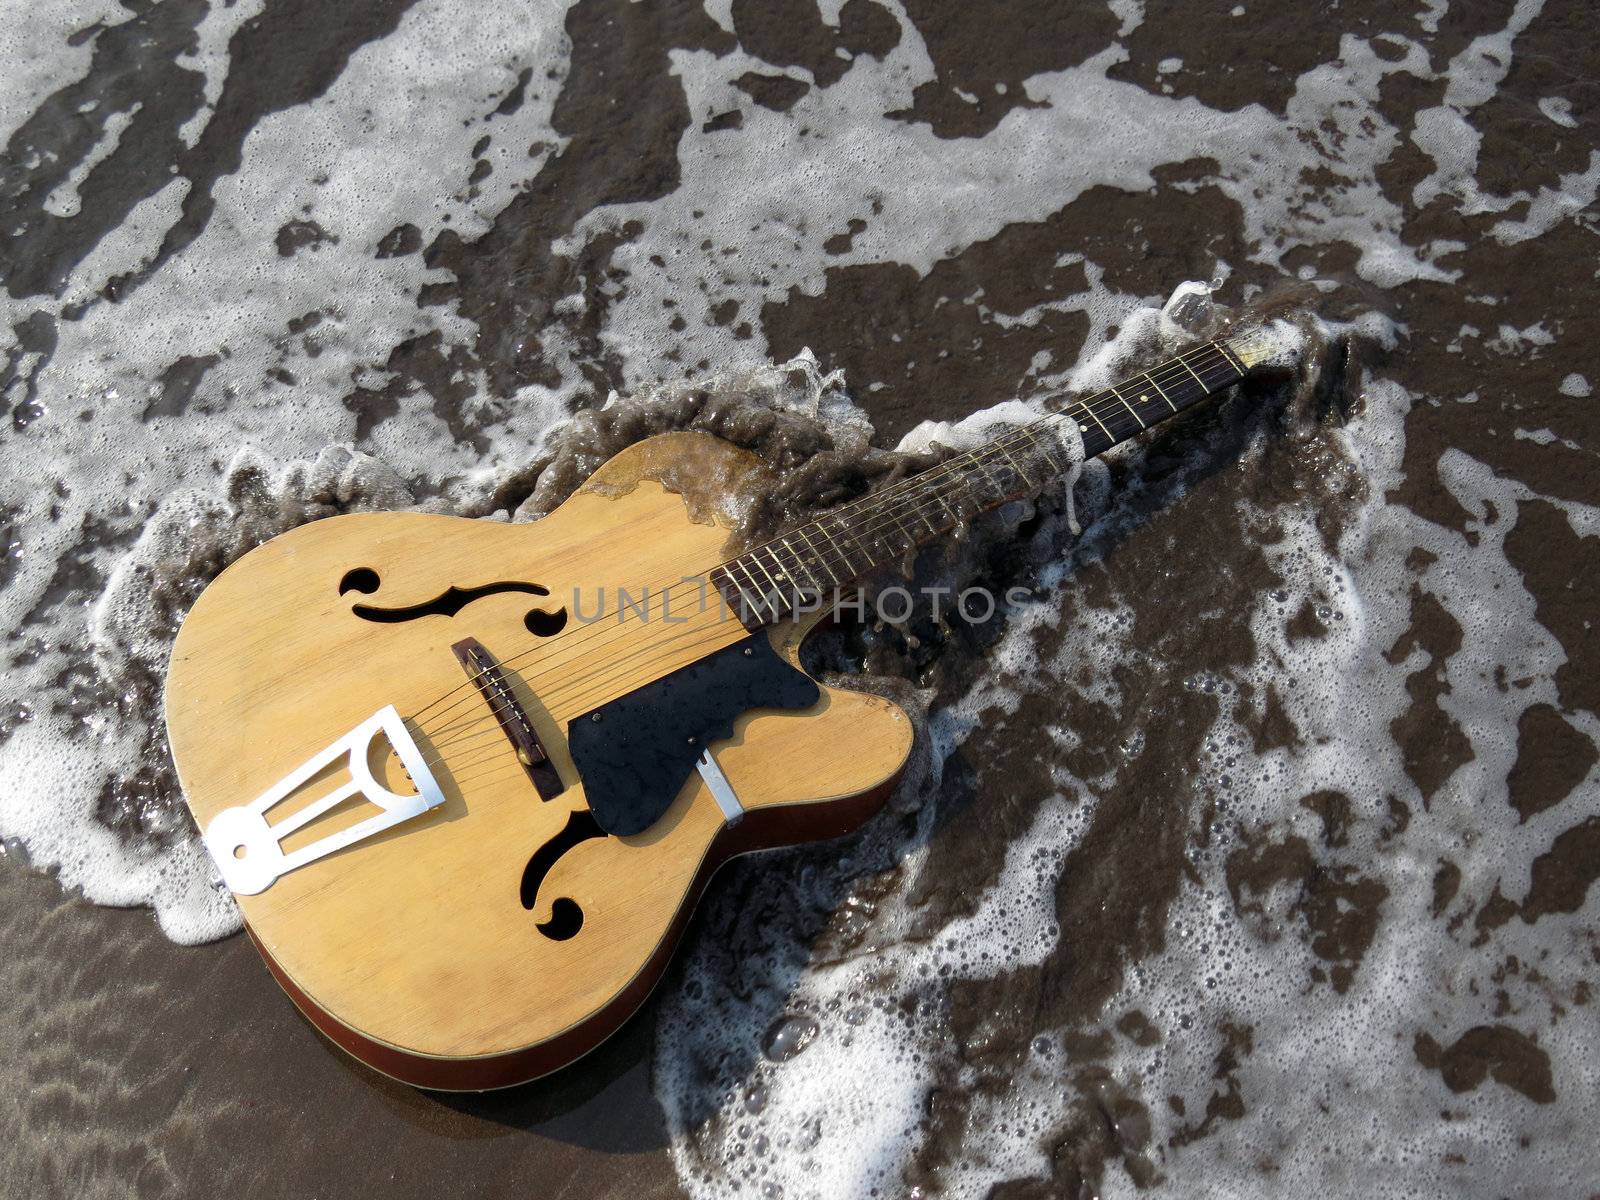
(451, 637), (565, 800)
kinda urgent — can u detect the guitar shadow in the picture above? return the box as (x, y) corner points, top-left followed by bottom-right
(429, 1010), (671, 1152)
(328, 995), (671, 1152)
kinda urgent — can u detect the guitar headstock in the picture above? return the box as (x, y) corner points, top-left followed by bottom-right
(1223, 321), (1305, 372)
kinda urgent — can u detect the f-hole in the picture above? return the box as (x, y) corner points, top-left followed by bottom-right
(526, 608), (568, 637)
(338, 567), (567, 633)
(340, 567), (380, 595)
(521, 810), (607, 940)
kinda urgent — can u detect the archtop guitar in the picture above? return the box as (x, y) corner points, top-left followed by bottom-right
(164, 331), (1275, 1089)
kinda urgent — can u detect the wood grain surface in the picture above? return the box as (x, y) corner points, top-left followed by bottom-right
(165, 433), (913, 1084)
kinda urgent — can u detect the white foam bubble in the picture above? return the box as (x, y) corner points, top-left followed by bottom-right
(653, 278), (1599, 1195)
(1558, 373), (1591, 398)
(659, 794), (1090, 1200)
(0, 0), (579, 938)
(1085, 369), (1600, 1198)
(3, 4), (1595, 1191)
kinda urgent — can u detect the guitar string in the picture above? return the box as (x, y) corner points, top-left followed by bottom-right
(409, 344), (1241, 773)
(411, 343), (1240, 767)
(409, 345), (1242, 778)
(417, 348), (1243, 783)
(409, 341), (1238, 741)
(400, 371), (1141, 731)
(410, 344), (1236, 747)
(403, 351), (1218, 752)
(419, 415), (1072, 762)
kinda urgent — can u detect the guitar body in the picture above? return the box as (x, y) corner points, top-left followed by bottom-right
(165, 432), (915, 1090)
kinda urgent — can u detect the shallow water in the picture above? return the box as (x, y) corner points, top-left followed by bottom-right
(2, 1), (1597, 1197)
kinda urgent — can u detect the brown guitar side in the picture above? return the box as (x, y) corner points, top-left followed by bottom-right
(165, 432), (914, 1089)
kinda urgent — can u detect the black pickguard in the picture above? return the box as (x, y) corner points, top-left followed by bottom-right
(566, 633), (819, 836)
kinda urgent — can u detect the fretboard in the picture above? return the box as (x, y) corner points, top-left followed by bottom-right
(712, 336), (1260, 625)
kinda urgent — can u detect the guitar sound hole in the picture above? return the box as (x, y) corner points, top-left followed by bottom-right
(536, 898), (583, 940)
(525, 608), (568, 637)
(339, 567), (380, 595)
(522, 809), (607, 940)
(338, 571), (567, 630)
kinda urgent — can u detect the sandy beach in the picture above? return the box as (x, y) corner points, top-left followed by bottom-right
(3, 0), (1597, 1195)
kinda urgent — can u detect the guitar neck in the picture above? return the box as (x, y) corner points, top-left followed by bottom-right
(713, 334), (1267, 624)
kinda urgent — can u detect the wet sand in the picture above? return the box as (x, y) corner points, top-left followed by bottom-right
(0, 862), (686, 1197)
(3, 0), (1599, 1196)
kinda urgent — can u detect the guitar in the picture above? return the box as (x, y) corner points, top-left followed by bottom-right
(164, 330), (1276, 1090)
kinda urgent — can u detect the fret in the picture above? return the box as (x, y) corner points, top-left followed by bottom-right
(1028, 425), (1071, 474)
(881, 480), (926, 539)
(813, 516), (862, 577)
(717, 564), (763, 621)
(1099, 401), (1139, 442)
(1082, 402), (1115, 442)
(996, 448), (1030, 493)
(716, 340), (1255, 628)
(1137, 373), (1178, 414)
(850, 519), (889, 571)
(760, 543), (796, 591)
(773, 535), (810, 591)
(1012, 426), (1050, 473)
(791, 525), (838, 590)
(958, 472), (989, 519)
(1066, 410), (1093, 444)
(1141, 372), (1176, 411)
(905, 482), (945, 536)
(1187, 343), (1223, 376)
(883, 505), (917, 549)
(1197, 344), (1242, 385)
(1112, 383), (1148, 429)
(752, 550), (790, 614)
(831, 512), (876, 573)
(979, 455), (1004, 502)
(733, 559), (775, 620)
(751, 548), (792, 617)
(995, 441), (1038, 490)
(1185, 345), (1240, 393)
(1070, 407), (1114, 458)
(967, 454), (1007, 505)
